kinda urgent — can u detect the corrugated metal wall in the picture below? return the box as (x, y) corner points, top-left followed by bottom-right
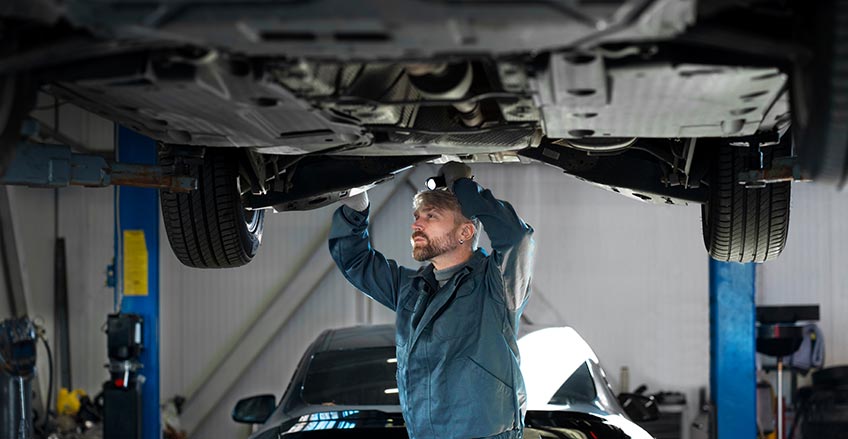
(0, 186), (56, 402)
(59, 186), (116, 395)
(0, 186), (114, 406)
(760, 183), (848, 365)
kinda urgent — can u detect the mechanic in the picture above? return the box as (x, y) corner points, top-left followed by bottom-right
(328, 162), (535, 439)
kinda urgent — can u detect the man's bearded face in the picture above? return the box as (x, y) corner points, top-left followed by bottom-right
(411, 227), (459, 261)
(410, 206), (462, 261)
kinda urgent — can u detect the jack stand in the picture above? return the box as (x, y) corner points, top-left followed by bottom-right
(756, 305), (817, 439)
(103, 313), (144, 439)
(0, 317), (37, 439)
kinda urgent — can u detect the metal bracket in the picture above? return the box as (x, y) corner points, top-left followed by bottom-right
(1, 142), (196, 192)
(738, 156), (810, 186)
(2, 121), (196, 191)
(243, 149), (268, 195)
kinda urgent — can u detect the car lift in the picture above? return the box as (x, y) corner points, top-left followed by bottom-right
(1, 121), (166, 439)
(108, 127), (162, 439)
(0, 119), (195, 192)
(710, 259), (757, 439)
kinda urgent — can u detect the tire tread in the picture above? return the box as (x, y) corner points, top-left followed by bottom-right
(702, 144), (791, 263)
(160, 149), (264, 268)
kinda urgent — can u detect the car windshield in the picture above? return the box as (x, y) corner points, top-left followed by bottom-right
(547, 363), (597, 405)
(302, 347), (399, 406)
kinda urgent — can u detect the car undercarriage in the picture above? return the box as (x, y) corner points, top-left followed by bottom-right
(1, 0), (845, 267)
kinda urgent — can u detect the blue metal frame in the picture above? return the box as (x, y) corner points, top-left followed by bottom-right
(115, 126), (160, 439)
(709, 259), (756, 439)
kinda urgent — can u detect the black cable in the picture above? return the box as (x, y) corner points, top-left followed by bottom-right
(630, 145), (711, 189)
(40, 336), (54, 428)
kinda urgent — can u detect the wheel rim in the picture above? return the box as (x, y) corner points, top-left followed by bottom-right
(236, 175), (261, 235)
(243, 207), (260, 234)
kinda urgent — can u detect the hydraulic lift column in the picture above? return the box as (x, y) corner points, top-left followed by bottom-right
(709, 259), (756, 439)
(110, 126), (160, 439)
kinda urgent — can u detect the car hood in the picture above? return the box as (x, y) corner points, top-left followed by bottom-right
(250, 407), (405, 439)
(250, 406), (651, 439)
(527, 406), (654, 439)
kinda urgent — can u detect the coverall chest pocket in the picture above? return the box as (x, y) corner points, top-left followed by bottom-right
(432, 279), (480, 341)
(395, 295), (417, 347)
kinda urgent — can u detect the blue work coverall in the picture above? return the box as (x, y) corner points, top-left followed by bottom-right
(328, 178), (535, 439)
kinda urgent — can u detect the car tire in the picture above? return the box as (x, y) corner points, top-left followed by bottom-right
(0, 74), (35, 177)
(701, 143), (791, 263)
(793, 0), (848, 187)
(160, 148), (264, 268)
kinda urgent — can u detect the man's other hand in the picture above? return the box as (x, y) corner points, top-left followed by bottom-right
(439, 162), (473, 189)
(341, 191), (369, 212)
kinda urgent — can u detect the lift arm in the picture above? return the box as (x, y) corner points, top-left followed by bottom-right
(1, 121), (195, 192)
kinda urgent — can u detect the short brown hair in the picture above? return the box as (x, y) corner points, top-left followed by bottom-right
(413, 190), (482, 248)
(413, 190), (463, 220)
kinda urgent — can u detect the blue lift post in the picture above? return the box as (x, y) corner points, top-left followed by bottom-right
(115, 126), (161, 439)
(709, 259), (756, 439)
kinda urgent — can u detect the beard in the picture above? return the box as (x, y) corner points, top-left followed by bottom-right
(411, 230), (458, 262)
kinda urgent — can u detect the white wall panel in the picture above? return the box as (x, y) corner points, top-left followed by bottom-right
(160, 202), (340, 401)
(471, 164), (709, 427)
(31, 95), (115, 152)
(1, 187), (56, 402)
(760, 183), (848, 365)
(55, 186), (117, 396)
(191, 271), (360, 439)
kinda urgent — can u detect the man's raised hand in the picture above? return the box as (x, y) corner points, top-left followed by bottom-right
(439, 162), (473, 190)
(341, 190), (369, 212)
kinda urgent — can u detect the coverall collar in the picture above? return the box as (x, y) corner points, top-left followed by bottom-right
(408, 248), (489, 281)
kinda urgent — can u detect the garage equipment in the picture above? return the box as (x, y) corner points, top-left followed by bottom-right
(0, 317), (37, 439)
(0, 120), (196, 192)
(709, 259), (756, 438)
(794, 366), (848, 438)
(756, 305), (819, 439)
(113, 126), (161, 439)
(103, 313), (143, 439)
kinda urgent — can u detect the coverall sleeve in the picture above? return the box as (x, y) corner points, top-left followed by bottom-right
(328, 205), (404, 312)
(452, 178), (535, 311)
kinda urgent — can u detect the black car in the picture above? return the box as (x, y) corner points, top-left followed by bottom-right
(3, 0), (844, 267)
(232, 324), (657, 439)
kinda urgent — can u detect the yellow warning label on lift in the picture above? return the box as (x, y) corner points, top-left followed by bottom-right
(123, 230), (148, 296)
